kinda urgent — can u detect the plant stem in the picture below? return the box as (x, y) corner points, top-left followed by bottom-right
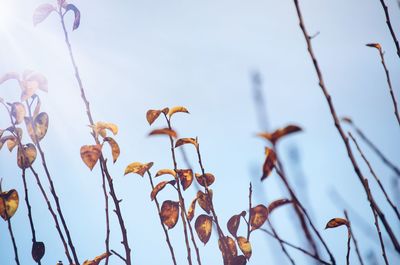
(7, 218), (20, 265)
(349, 133), (400, 220)
(291, 0), (400, 253)
(247, 183), (252, 241)
(146, 171), (178, 265)
(259, 228), (332, 265)
(267, 219), (296, 265)
(99, 162), (110, 265)
(378, 0), (400, 58)
(344, 210), (365, 265)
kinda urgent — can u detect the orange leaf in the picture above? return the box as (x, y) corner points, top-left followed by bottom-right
(195, 214), (213, 244)
(104, 137), (120, 163)
(177, 169), (193, 190)
(124, 162), (154, 176)
(175, 138), (198, 148)
(161, 200), (179, 229)
(267, 199), (291, 214)
(258, 125), (302, 144)
(218, 236), (238, 261)
(195, 173), (215, 187)
(227, 211), (246, 238)
(168, 106), (189, 118)
(149, 128), (177, 138)
(237, 236), (252, 259)
(325, 218), (349, 229)
(250, 204), (268, 231)
(197, 190), (212, 214)
(155, 169), (176, 178)
(146, 109), (162, 125)
(80, 144), (102, 170)
(11, 103), (26, 125)
(150, 180), (176, 201)
(366, 43), (382, 50)
(17, 143), (37, 169)
(187, 197), (198, 222)
(261, 148), (277, 181)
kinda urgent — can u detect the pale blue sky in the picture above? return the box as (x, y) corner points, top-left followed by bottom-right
(0, 0), (400, 264)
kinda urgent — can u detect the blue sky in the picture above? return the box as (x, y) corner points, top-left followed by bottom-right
(0, 0), (400, 264)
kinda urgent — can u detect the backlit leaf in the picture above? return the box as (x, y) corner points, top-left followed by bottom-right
(21, 72), (48, 101)
(195, 214), (213, 244)
(33, 3), (55, 26)
(168, 106), (189, 118)
(267, 199), (291, 214)
(177, 169), (193, 190)
(149, 128), (177, 138)
(325, 218), (349, 229)
(197, 190), (212, 214)
(80, 144), (102, 170)
(175, 138), (198, 148)
(32, 241), (45, 262)
(261, 148), (276, 181)
(17, 143), (37, 169)
(11, 103), (26, 124)
(33, 112), (49, 142)
(91, 122), (118, 138)
(146, 109), (162, 125)
(0, 72), (19, 85)
(187, 197), (197, 222)
(104, 137), (120, 163)
(65, 4), (81, 30)
(237, 237), (252, 259)
(250, 204), (268, 231)
(195, 173), (215, 187)
(155, 169), (176, 178)
(151, 180), (176, 201)
(0, 189), (19, 221)
(258, 125), (302, 144)
(160, 200), (179, 229)
(124, 162), (154, 177)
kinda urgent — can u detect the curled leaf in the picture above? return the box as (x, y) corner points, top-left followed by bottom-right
(195, 173), (215, 187)
(227, 212), (246, 238)
(168, 106), (189, 118)
(149, 128), (177, 138)
(175, 138), (198, 148)
(258, 125), (302, 144)
(366, 43), (382, 50)
(104, 137), (120, 163)
(33, 3), (55, 26)
(261, 148), (276, 181)
(341, 117), (353, 124)
(124, 162), (154, 176)
(195, 214), (213, 244)
(17, 143), (37, 169)
(65, 4), (81, 30)
(146, 109), (162, 125)
(80, 144), (102, 170)
(0, 72), (19, 85)
(177, 169), (193, 190)
(32, 241), (45, 262)
(11, 103), (26, 124)
(187, 197), (198, 222)
(20, 72), (48, 101)
(91, 122), (118, 138)
(151, 180), (176, 201)
(250, 204), (268, 231)
(0, 189), (19, 220)
(325, 218), (349, 229)
(161, 200), (179, 229)
(237, 236), (252, 259)
(155, 169), (176, 178)
(267, 198), (291, 214)
(82, 252), (112, 265)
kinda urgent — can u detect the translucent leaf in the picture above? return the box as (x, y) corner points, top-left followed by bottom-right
(150, 180), (176, 201)
(33, 3), (55, 26)
(11, 103), (26, 124)
(261, 148), (276, 181)
(124, 162), (154, 177)
(0, 72), (19, 85)
(65, 4), (81, 30)
(155, 169), (176, 178)
(177, 169), (193, 190)
(91, 122), (118, 137)
(104, 137), (120, 163)
(0, 189), (19, 221)
(187, 197), (198, 222)
(149, 128), (177, 138)
(32, 241), (45, 262)
(80, 144), (102, 170)
(195, 173), (215, 187)
(17, 143), (37, 169)
(168, 106), (189, 118)
(146, 109), (161, 125)
(175, 138), (198, 148)
(325, 218), (349, 229)
(267, 198), (291, 214)
(237, 237), (252, 259)
(250, 204), (268, 231)
(160, 200), (179, 229)
(257, 125), (302, 144)
(32, 112), (49, 142)
(195, 214), (213, 244)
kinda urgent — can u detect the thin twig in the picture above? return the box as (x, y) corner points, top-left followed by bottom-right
(7, 218), (20, 265)
(99, 162), (110, 265)
(110, 250), (126, 262)
(349, 132), (400, 220)
(344, 210), (365, 265)
(291, 0), (400, 253)
(378, 0), (400, 58)
(247, 183), (252, 241)
(267, 219), (296, 265)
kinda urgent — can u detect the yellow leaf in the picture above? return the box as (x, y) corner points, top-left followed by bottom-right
(168, 106), (189, 118)
(0, 189), (19, 221)
(161, 200), (179, 229)
(82, 252), (111, 265)
(155, 169), (176, 178)
(250, 204), (268, 231)
(17, 143), (37, 169)
(177, 169), (193, 191)
(195, 214), (213, 244)
(91, 122), (118, 137)
(124, 162), (153, 176)
(80, 144), (102, 170)
(104, 137), (120, 163)
(218, 236), (238, 261)
(237, 236), (252, 259)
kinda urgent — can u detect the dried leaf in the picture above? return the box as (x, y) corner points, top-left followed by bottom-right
(150, 180), (176, 201)
(11, 103), (26, 124)
(33, 112), (49, 142)
(149, 128), (177, 138)
(155, 169), (176, 178)
(17, 144), (37, 169)
(32, 241), (45, 262)
(187, 197), (198, 222)
(91, 122), (118, 138)
(177, 169), (193, 190)
(218, 236), (238, 261)
(82, 252), (112, 265)
(0, 189), (19, 221)
(261, 148), (277, 181)
(160, 200), (179, 229)
(341, 117), (353, 124)
(366, 43), (382, 50)
(227, 212), (246, 238)
(104, 137), (120, 163)
(33, 3), (55, 26)
(175, 138), (198, 148)
(195, 214), (213, 244)
(325, 218), (349, 229)
(65, 4), (81, 30)
(21, 72), (48, 101)
(146, 109), (162, 125)
(0, 72), (19, 85)
(232, 255), (247, 265)
(195, 173), (215, 187)
(258, 125), (302, 144)
(124, 162), (154, 177)
(267, 199), (291, 214)
(250, 204), (268, 231)
(197, 190), (212, 214)
(80, 144), (102, 170)
(168, 106), (189, 118)
(237, 237), (252, 259)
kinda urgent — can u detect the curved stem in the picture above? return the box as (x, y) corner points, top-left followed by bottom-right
(344, 211), (365, 265)
(99, 162), (110, 265)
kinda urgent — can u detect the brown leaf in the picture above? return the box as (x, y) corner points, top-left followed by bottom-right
(177, 169), (193, 190)
(124, 162), (154, 177)
(103, 137), (120, 163)
(175, 138), (198, 148)
(366, 43), (382, 50)
(0, 135), (17, 152)
(0, 189), (19, 220)
(258, 125), (302, 144)
(232, 255), (247, 265)
(17, 143), (37, 169)
(11, 103), (26, 125)
(155, 169), (176, 178)
(341, 117), (353, 124)
(150, 180), (176, 201)
(149, 128), (177, 138)
(237, 237), (252, 259)
(146, 109), (162, 125)
(187, 197), (198, 222)
(32, 241), (45, 262)
(31, 112), (49, 142)
(161, 200), (179, 229)
(82, 252), (112, 265)
(80, 144), (102, 170)
(218, 236), (238, 261)
(250, 204), (268, 231)
(325, 218), (349, 229)
(65, 4), (80, 30)
(33, 3), (55, 26)
(195, 173), (215, 187)
(197, 190), (212, 214)
(195, 214), (213, 244)
(267, 199), (291, 214)
(261, 148), (277, 181)
(168, 106), (189, 118)
(91, 122), (118, 138)
(227, 211), (246, 238)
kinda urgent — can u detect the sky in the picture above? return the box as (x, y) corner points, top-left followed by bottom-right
(0, 0), (400, 264)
